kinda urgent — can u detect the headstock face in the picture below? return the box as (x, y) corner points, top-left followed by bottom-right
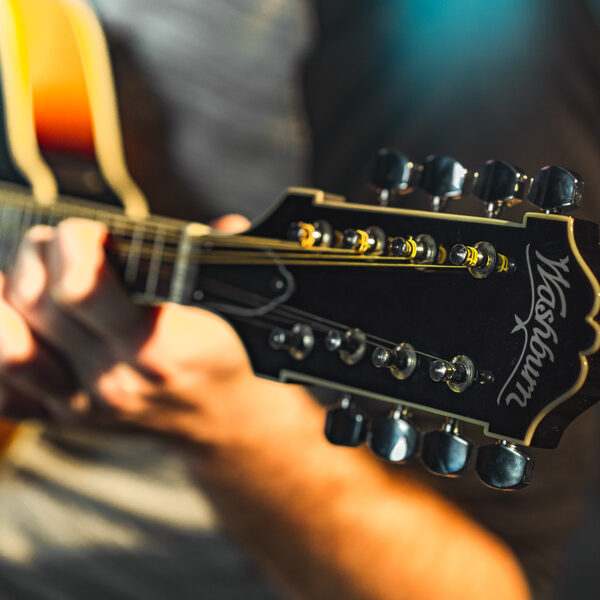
(194, 188), (600, 449)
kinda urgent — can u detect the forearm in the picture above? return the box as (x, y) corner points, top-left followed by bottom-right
(184, 377), (531, 600)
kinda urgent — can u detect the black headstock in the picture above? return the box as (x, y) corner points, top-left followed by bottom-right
(194, 188), (599, 440)
(189, 154), (600, 490)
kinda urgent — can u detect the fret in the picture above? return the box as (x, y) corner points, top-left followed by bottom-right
(170, 222), (211, 303)
(0, 204), (26, 271)
(144, 225), (166, 298)
(124, 220), (145, 288)
(0, 201), (12, 271)
(105, 213), (128, 260)
(19, 206), (34, 241)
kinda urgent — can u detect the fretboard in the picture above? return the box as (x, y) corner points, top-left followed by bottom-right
(0, 182), (196, 305)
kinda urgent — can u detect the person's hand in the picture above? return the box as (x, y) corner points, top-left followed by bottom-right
(0, 215), (269, 444)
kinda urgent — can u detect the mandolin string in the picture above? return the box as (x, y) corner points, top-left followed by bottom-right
(0, 190), (316, 249)
(0, 192), (467, 271)
(105, 239), (465, 269)
(0, 202), (458, 266)
(196, 276), (447, 361)
(0, 189), (456, 262)
(0, 191), (184, 238)
(113, 260), (450, 365)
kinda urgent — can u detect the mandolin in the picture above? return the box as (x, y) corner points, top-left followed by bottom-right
(1, 0), (598, 491)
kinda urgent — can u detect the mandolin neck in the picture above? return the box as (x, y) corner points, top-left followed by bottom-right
(0, 183), (200, 306)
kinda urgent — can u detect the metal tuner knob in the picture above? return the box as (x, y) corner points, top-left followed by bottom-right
(367, 408), (420, 463)
(476, 441), (535, 490)
(370, 149), (415, 205)
(421, 418), (473, 477)
(472, 160), (529, 218)
(418, 155), (467, 212)
(324, 394), (367, 447)
(528, 166), (583, 214)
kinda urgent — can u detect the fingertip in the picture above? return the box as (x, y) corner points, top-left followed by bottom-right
(56, 218), (109, 242)
(51, 219), (109, 306)
(210, 214), (250, 233)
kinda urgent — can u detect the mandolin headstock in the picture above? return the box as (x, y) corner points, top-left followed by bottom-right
(191, 153), (600, 490)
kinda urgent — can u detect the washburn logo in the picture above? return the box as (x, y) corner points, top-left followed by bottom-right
(497, 244), (570, 408)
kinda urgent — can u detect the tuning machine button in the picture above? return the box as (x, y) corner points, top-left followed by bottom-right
(370, 149), (416, 205)
(421, 418), (473, 476)
(288, 219), (333, 248)
(417, 155), (467, 212)
(268, 323), (314, 360)
(325, 328), (367, 365)
(324, 394), (367, 447)
(371, 343), (417, 380)
(472, 160), (529, 218)
(367, 407), (420, 463)
(449, 241), (514, 278)
(476, 441), (534, 490)
(528, 166), (584, 214)
(341, 226), (386, 254)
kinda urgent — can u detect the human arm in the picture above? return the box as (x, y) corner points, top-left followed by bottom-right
(0, 219), (530, 600)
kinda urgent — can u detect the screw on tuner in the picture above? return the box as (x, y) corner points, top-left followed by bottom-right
(288, 220), (333, 248)
(429, 355), (494, 393)
(341, 226), (386, 254)
(325, 329), (367, 365)
(371, 343), (417, 380)
(268, 324), (315, 360)
(449, 241), (515, 278)
(389, 234), (445, 264)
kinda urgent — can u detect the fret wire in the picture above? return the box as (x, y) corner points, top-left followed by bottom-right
(145, 225), (166, 297)
(19, 206), (34, 244)
(124, 221), (145, 287)
(0, 202), (12, 271)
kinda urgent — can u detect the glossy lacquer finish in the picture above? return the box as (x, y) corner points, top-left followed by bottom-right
(194, 189), (600, 448)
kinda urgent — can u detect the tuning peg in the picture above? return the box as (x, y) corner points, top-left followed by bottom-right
(421, 418), (473, 476)
(476, 440), (534, 490)
(472, 160), (529, 218)
(370, 149), (415, 205)
(528, 166), (584, 214)
(341, 226), (386, 254)
(287, 219), (333, 248)
(268, 323), (314, 360)
(417, 155), (467, 212)
(324, 394), (367, 447)
(371, 342), (418, 379)
(367, 407), (420, 463)
(325, 328), (367, 365)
